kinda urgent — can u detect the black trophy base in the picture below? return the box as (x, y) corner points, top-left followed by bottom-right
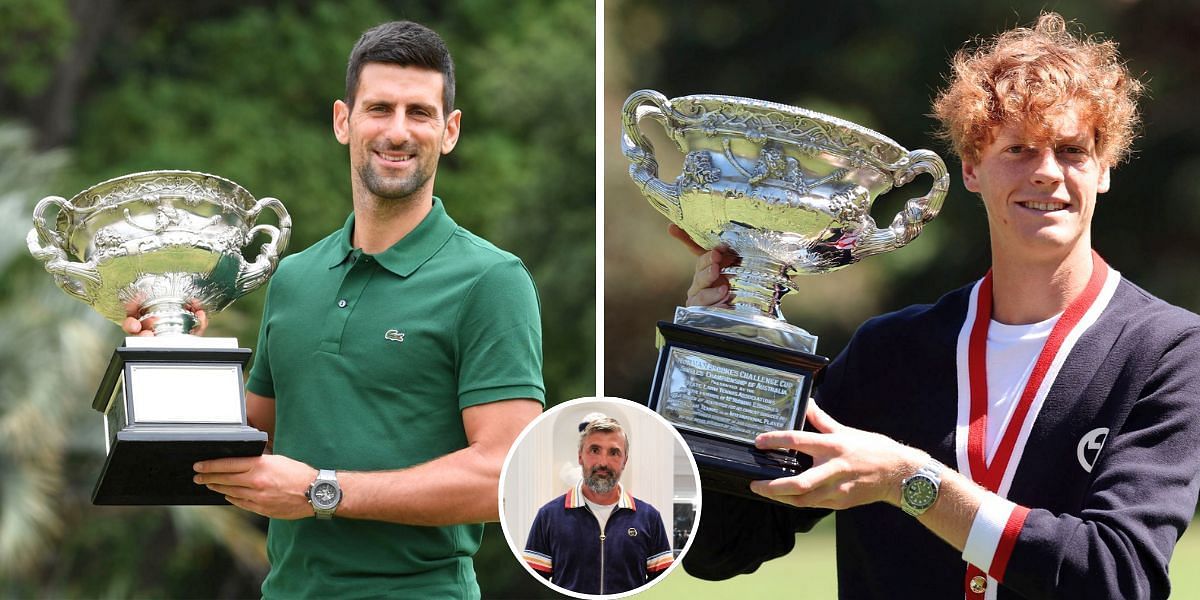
(684, 430), (814, 503)
(648, 320), (829, 503)
(92, 426), (267, 505)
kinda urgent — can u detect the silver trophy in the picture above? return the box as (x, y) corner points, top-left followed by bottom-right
(27, 170), (291, 505)
(621, 90), (948, 496)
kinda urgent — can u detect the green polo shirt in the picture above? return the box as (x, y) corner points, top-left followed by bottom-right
(246, 198), (544, 599)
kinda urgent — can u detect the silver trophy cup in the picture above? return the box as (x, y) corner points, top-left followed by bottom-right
(621, 90), (948, 498)
(27, 170), (291, 504)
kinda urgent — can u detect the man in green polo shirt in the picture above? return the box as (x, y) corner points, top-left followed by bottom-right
(126, 21), (545, 598)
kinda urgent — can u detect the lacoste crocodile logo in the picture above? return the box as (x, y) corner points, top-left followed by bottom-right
(384, 329), (405, 343)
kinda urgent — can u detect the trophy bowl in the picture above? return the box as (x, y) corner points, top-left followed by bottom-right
(622, 90), (949, 500)
(621, 90), (949, 320)
(26, 170), (292, 335)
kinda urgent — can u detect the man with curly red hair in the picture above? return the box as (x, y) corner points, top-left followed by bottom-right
(679, 13), (1200, 599)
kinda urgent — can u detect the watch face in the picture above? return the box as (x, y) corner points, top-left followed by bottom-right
(313, 482), (338, 508)
(903, 476), (937, 509)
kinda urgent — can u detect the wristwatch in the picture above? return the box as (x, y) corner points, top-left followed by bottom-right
(900, 459), (943, 517)
(306, 469), (342, 519)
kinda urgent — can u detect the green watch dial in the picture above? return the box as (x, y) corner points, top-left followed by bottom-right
(903, 476), (937, 509)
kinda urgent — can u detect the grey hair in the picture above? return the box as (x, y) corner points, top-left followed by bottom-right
(577, 414), (629, 455)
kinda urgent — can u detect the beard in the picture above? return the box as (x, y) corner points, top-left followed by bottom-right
(357, 142), (435, 201)
(584, 465), (619, 494)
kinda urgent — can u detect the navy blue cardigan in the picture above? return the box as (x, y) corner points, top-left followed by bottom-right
(683, 278), (1200, 599)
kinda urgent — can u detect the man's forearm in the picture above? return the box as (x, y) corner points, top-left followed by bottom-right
(335, 442), (505, 526)
(330, 398), (541, 526)
(908, 465), (985, 551)
(199, 399), (541, 525)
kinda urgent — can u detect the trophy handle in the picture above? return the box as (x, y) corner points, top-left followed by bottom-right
(856, 149), (950, 259)
(236, 196), (292, 295)
(620, 89), (684, 222)
(26, 195), (102, 302)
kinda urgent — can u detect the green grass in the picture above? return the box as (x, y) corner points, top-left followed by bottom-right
(640, 518), (839, 599)
(640, 516), (1200, 598)
(1171, 520), (1200, 597)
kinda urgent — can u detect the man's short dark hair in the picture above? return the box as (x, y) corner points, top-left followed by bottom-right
(345, 21), (456, 114)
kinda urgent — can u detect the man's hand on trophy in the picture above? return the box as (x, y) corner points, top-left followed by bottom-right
(193, 454), (319, 520)
(747, 401), (924, 511)
(121, 305), (209, 336)
(669, 224), (738, 309)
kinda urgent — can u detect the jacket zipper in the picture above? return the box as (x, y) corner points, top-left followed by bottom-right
(599, 529), (606, 595)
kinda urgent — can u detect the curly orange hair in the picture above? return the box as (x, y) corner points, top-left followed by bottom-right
(932, 13), (1144, 166)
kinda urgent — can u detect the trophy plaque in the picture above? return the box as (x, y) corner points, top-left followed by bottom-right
(27, 170), (291, 505)
(621, 90), (948, 501)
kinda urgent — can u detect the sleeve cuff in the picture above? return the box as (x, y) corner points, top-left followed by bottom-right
(523, 549), (552, 574)
(963, 496), (1030, 582)
(459, 384), (546, 409)
(963, 495), (1017, 574)
(245, 372), (274, 399)
(647, 549), (674, 573)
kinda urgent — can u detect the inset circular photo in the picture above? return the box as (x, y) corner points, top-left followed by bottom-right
(499, 397), (701, 599)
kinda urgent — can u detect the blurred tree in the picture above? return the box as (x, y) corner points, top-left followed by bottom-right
(0, 123), (75, 580)
(0, 0), (73, 102)
(0, 122), (269, 597)
(604, 0), (1200, 404)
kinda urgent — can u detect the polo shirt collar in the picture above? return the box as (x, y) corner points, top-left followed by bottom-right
(565, 480), (636, 511)
(326, 197), (457, 277)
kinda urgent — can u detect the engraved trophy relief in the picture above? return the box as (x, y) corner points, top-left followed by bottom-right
(27, 170), (291, 504)
(621, 90), (949, 499)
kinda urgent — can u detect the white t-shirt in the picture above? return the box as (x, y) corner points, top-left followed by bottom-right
(984, 313), (1059, 461)
(584, 497), (617, 532)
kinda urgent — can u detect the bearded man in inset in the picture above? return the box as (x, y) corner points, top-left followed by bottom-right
(523, 415), (674, 595)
